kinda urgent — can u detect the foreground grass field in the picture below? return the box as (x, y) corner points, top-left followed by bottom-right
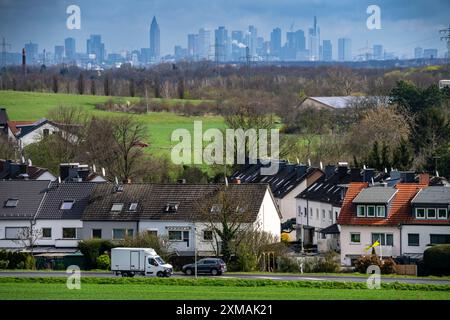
(0, 90), (225, 156)
(0, 277), (449, 300)
(1, 282), (449, 300)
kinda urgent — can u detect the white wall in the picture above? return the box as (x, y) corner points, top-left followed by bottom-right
(340, 225), (400, 266)
(256, 189), (281, 240)
(139, 221), (196, 253)
(18, 123), (60, 149)
(36, 171), (57, 181)
(0, 220), (32, 248)
(402, 225), (450, 257)
(277, 180), (308, 222)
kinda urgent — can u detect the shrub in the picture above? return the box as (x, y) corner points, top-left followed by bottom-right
(277, 256), (300, 273)
(16, 261), (25, 269)
(354, 255), (382, 274)
(78, 239), (115, 269)
(24, 255), (36, 270)
(423, 244), (450, 276)
(0, 260), (9, 269)
(96, 254), (111, 270)
(120, 232), (170, 261)
(381, 257), (396, 274)
(313, 252), (340, 273)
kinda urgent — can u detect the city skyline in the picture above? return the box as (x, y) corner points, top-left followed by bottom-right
(0, 0), (448, 59)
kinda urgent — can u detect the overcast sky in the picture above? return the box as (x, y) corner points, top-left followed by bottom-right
(0, 0), (448, 58)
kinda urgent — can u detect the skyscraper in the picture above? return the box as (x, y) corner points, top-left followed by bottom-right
(24, 42), (38, 64)
(231, 30), (245, 61)
(86, 34), (105, 63)
(414, 47), (423, 59)
(64, 37), (76, 61)
(198, 28), (211, 60)
(248, 25), (258, 57)
(322, 40), (332, 61)
(373, 44), (383, 60)
(338, 38), (352, 61)
(270, 28), (281, 59)
(308, 16), (320, 61)
(423, 48), (438, 59)
(215, 26), (228, 62)
(54, 45), (64, 64)
(187, 34), (199, 59)
(149, 16), (160, 61)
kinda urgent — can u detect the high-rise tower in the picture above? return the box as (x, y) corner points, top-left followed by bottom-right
(149, 16), (160, 61)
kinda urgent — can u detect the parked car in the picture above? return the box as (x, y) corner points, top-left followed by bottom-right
(111, 247), (173, 277)
(182, 258), (227, 276)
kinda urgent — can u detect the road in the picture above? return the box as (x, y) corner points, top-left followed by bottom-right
(1, 271), (449, 285)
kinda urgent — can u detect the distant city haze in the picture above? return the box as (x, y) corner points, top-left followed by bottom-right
(0, 0), (448, 64)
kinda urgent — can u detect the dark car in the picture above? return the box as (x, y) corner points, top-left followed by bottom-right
(182, 258), (227, 276)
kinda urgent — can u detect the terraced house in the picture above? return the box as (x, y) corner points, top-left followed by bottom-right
(338, 174), (450, 266)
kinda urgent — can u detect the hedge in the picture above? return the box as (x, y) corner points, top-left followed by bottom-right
(423, 244), (450, 276)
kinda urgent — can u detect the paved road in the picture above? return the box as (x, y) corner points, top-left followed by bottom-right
(1, 271), (449, 285)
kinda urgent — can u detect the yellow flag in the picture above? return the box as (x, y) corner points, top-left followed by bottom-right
(364, 240), (380, 252)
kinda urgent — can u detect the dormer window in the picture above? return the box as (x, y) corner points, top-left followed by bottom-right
(210, 204), (221, 214)
(129, 203), (138, 211)
(357, 205), (365, 217)
(427, 208), (436, 219)
(165, 203), (179, 213)
(376, 206), (386, 218)
(415, 208), (425, 219)
(116, 185), (124, 192)
(4, 198), (18, 208)
(367, 206), (375, 217)
(111, 203), (124, 212)
(438, 209), (448, 219)
(60, 200), (75, 210)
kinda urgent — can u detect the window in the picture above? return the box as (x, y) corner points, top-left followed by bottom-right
(146, 230), (158, 237)
(92, 229), (102, 239)
(203, 230), (213, 241)
(42, 228), (52, 239)
(4, 198), (18, 208)
(5, 227), (27, 240)
(60, 200), (75, 210)
(129, 203), (138, 211)
(111, 203), (124, 211)
(43, 128), (50, 137)
(62, 228), (77, 239)
(165, 203), (179, 213)
(438, 208), (448, 220)
(427, 208), (436, 219)
(310, 208), (313, 217)
(408, 234), (420, 246)
(372, 233), (393, 246)
(168, 230), (182, 241)
(322, 209), (326, 220)
(297, 206), (302, 216)
(367, 206), (375, 217)
(430, 234), (450, 245)
(316, 209), (319, 220)
(415, 208), (425, 219)
(376, 206), (386, 218)
(350, 233), (360, 243)
(357, 205), (365, 217)
(112, 229), (133, 240)
(329, 210), (333, 221)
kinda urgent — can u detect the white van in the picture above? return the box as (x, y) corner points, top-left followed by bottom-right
(111, 247), (173, 277)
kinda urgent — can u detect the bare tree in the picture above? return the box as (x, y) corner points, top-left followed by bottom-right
(13, 221), (42, 254)
(0, 135), (18, 160)
(193, 185), (257, 263)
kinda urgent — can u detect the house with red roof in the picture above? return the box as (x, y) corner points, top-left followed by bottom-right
(337, 174), (450, 266)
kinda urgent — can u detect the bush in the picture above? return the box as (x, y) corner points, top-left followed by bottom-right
(354, 255), (382, 274)
(424, 244), (450, 276)
(120, 232), (170, 261)
(0, 260), (9, 269)
(16, 261), (25, 269)
(381, 257), (396, 274)
(313, 252), (340, 273)
(0, 250), (31, 269)
(277, 256), (300, 273)
(78, 239), (115, 269)
(96, 254), (111, 270)
(24, 255), (36, 270)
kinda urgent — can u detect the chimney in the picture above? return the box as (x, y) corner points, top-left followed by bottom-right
(418, 173), (430, 186)
(363, 168), (375, 183)
(324, 165), (336, 179)
(22, 48), (26, 76)
(337, 163), (348, 176)
(177, 179), (186, 184)
(401, 171), (415, 183)
(232, 178), (241, 184)
(350, 168), (361, 181)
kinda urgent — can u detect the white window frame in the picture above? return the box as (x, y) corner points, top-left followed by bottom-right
(427, 208), (436, 219)
(437, 208), (448, 220)
(350, 232), (361, 244)
(376, 206), (386, 218)
(415, 208), (425, 219)
(357, 205), (366, 217)
(367, 205), (376, 217)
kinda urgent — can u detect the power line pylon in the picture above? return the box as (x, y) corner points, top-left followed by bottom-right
(439, 25), (450, 68)
(1, 37), (11, 67)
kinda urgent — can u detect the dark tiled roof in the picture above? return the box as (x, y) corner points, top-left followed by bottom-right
(36, 182), (99, 220)
(83, 183), (273, 222)
(352, 187), (398, 204)
(411, 186), (450, 205)
(0, 180), (50, 220)
(230, 161), (322, 199)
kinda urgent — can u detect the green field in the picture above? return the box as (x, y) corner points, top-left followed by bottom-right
(0, 90), (225, 156)
(0, 281), (448, 300)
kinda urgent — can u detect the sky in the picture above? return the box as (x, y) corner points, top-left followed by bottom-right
(0, 0), (448, 59)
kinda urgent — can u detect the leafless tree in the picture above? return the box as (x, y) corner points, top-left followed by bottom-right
(13, 221), (42, 254)
(0, 135), (18, 160)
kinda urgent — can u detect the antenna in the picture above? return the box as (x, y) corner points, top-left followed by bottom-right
(102, 167), (106, 177)
(439, 24), (450, 68)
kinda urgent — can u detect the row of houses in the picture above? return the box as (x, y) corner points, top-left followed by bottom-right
(0, 179), (281, 258)
(231, 161), (450, 265)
